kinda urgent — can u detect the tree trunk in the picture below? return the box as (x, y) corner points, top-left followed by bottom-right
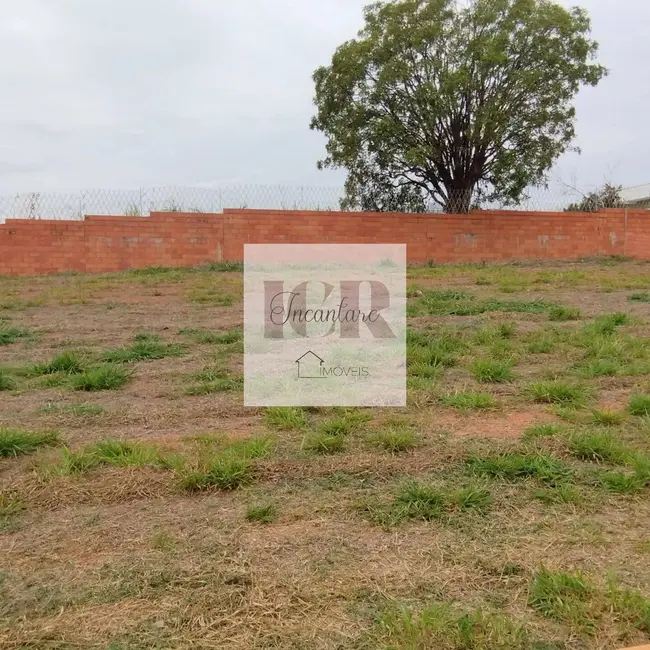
(444, 186), (473, 214)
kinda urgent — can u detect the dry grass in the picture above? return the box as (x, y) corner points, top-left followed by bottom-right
(1, 259), (650, 649)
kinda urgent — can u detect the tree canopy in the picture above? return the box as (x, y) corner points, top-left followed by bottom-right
(565, 183), (623, 212)
(311, 0), (607, 213)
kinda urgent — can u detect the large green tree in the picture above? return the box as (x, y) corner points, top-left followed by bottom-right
(311, 0), (606, 213)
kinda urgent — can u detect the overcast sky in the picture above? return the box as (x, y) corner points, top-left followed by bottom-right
(0, 0), (648, 197)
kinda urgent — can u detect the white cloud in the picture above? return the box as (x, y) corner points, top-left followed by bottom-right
(0, 0), (647, 198)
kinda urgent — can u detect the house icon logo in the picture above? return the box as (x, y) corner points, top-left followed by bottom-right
(295, 350), (325, 379)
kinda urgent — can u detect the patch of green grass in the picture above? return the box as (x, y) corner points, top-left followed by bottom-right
(578, 359), (621, 377)
(593, 313), (632, 336)
(54, 438), (171, 475)
(532, 484), (583, 505)
(30, 351), (85, 376)
(590, 409), (626, 427)
(246, 502), (278, 524)
(0, 428), (60, 457)
(0, 368), (16, 391)
(629, 394), (650, 417)
(408, 289), (550, 317)
(264, 407), (308, 431)
(597, 470), (645, 494)
(179, 328), (224, 344)
(373, 602), (532, 650)
(529, 567), (594, 630)
(366, 480), (493, 526)
(522, 423), (564, 439)
(567, 432), (632, 464)
(441, 390), (498, 411)
(527, 381), (588, 406)
(470, 359), (514, 383)
(188, 288), (235, 306)
(179, 456), (254, 491)
(0, 490), (25, 519)
(548, 305), (582, 322)
(213, 329), (243, 344)
(181, 328), (243, 345)
(39, 402), (105, 416)
(369, 426), (418, 453)
(71, 364), (131, 391)
(607, 582), (650, 635)
(452, 484), (493, 512)
(0, 490), (25, 532)
(304, 433), (346, 455)
(57, 448), (102, 475)
(394, 481), (449, 521)
(90, 439), (162, 467)
(101, 336), (185, 363)
(0, 324), (30, 346)
(630, 292), (650, 303)
(223, 436), (273, 460)
(151, 531), (176, 551)
(203, 261), (243, 272)
(317, 410), (371, 436)
(185, 367), (243, 395)
(467, 453), (572, 485)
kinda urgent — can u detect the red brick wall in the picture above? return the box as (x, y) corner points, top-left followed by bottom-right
(0, 208), (648, 276)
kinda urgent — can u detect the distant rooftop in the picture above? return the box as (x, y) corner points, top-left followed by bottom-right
(620, 183), (650, 204)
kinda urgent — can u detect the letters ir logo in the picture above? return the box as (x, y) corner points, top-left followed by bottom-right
(263, 281), (395, 339)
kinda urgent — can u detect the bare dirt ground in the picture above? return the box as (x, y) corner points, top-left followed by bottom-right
(1, 259), (649, 650)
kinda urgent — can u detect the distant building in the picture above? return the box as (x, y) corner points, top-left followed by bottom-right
(620, 184), (650, 208)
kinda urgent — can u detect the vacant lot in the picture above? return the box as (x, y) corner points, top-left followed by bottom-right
(1, 258), (649, 650)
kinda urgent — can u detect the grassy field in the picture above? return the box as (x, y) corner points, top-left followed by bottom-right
(1, 258), (650, 650)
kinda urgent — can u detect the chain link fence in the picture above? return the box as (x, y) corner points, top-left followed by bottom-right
(0, 183), (647, 223)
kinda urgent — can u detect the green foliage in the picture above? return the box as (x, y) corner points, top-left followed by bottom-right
(71, 364), (131, 391)
(311, 0), (606, 212)
(370, 426), (418, 453)
(0, 428), (60, 457)
(565, 183), (623, 212)
(629, 292), (650, 303)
